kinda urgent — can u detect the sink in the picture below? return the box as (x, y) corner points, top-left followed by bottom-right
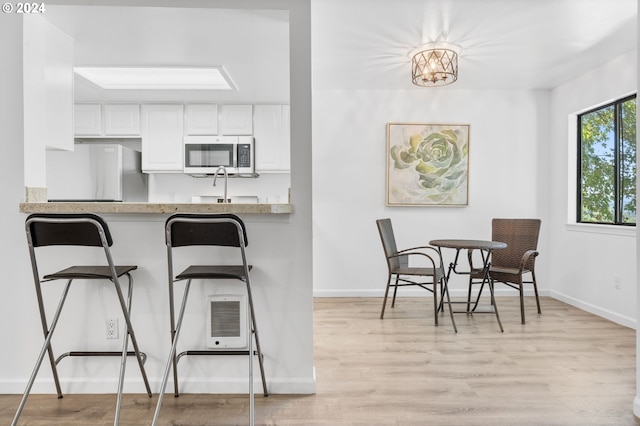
(191, 195), (259, 204)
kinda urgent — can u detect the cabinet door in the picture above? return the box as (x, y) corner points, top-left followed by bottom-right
(141, 105), (184, 172)
(281, 105), (291, 170)
(254, 105), (291, 172)
(185, 104), (218, 135)
(104, 104), (140, 135)
(74, 104), (102, 136)
(220, 104), (253, 135)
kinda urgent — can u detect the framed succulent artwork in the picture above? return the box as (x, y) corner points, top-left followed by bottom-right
(386, 123), (469, 206)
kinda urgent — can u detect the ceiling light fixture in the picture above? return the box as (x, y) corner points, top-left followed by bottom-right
(73, 66), (236, 90)
(410, 43), (461, 87)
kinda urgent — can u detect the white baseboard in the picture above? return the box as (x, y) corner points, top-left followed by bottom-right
(550, 290), (636, 329)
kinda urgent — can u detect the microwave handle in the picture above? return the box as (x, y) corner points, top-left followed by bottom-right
(232, 143), (238, 168)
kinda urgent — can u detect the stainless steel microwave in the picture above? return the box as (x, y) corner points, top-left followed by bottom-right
(183, 136), (254, 175)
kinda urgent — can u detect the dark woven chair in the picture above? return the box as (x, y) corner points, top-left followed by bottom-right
(469, 218), (541, 324)
(376, 218), (457, 332)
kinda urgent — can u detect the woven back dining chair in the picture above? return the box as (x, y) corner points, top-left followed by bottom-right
(376, 218), (456, 332)
(489, 218), (541, 324)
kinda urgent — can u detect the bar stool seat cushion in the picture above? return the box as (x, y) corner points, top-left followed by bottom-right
(176, 265), (252, 281)
(44, 265), (137, 280)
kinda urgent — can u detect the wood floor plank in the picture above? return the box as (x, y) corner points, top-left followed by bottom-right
(0, 297), (638, 425)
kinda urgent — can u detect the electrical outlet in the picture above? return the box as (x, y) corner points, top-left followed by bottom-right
(106, 318), (119, 339)
(613, 275), (622, 290)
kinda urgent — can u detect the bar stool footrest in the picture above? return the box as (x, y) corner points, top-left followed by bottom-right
(175, 350), (267, 397)
(177, 349), (261, 359)
(55, 351), (147, 365)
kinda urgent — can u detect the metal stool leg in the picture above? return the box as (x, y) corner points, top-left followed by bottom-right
(113, 273), (151, 425)
(12, 280), (72, 426)
(248, 289), (254, 426)
(111, 275), (152, 400)
(152, 279), (193, 426)
(34, 279), (64, 399)
(168, 278), (180, 397)
(114, 281), (130, 425)
(245, 279), (268, 397)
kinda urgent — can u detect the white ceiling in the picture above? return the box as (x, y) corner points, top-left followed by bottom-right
(43, 0), (637, 99)
(44, 5), (291, 102)
(312, 0), (638, 90)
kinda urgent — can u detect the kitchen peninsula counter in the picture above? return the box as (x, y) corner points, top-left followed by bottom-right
(19, 201), (293, 215)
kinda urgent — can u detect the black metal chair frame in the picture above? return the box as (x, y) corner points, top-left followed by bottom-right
(376, 218), (457, 333)
(13, 213), (152, 426)
(152, 213), (267, 426)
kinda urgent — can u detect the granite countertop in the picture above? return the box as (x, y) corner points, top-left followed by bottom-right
(19, 202), (293, 215)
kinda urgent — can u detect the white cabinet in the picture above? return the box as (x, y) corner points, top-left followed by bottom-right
(185, 104), (218, 135)
(281, 105), (291, 169)
(253, 104), (290, 172)
(74, 104), (102, 136)
(141, 104), (184, 172)
(104, 104), (140, 135)
(220, 104), (253, 135)
(74, 104), (140, 136)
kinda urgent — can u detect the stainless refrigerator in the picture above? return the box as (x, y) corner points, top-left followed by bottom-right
(46, 143), (148, 202)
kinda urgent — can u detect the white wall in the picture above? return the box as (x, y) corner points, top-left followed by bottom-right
(0, 6), (35, 396)
(312, 87), (548, 299)
(547, 49), (637, 327)
(3, 0), (314, 396)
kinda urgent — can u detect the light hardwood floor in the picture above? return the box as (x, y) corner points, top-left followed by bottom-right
(1, 296), (638, 425)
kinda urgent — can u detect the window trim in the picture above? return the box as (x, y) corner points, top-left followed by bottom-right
(565, 222), (636, 237)
(576, 93), (636, 226)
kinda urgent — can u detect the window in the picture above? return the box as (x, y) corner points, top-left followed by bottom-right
(577, 95), (636, 225)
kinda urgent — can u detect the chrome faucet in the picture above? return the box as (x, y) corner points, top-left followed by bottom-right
(212, 166), (229, 203)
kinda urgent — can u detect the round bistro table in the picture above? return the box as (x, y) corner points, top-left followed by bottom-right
(429, 239), (507, 332)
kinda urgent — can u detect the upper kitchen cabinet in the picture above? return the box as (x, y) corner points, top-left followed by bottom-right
(141, 104), (184, 173)
(104, 104), (140, 135)
(254, 105), (291, 173)
(74, 104), (102, 136)
(74, 104), (140, 136)
(220, 105), (253, 135)
(185, 104), (218, 135)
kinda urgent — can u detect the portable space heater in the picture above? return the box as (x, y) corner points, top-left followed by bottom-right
(206, 294), (248, 349)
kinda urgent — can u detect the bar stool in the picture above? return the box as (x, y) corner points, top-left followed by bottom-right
(152, 213), (267, 426)
(12, 213), (152, 426)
